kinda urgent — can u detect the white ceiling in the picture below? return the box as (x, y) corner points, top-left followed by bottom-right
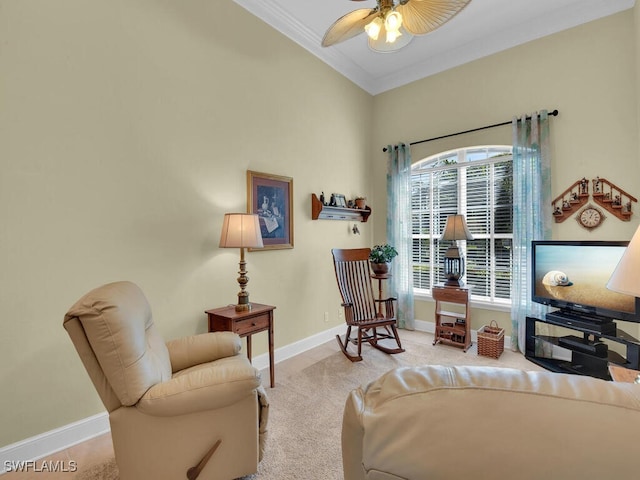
(233, 0), (635, 95)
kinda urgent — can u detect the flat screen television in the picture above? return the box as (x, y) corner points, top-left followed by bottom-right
(531, 240), (640, 324)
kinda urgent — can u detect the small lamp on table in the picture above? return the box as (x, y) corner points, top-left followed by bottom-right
(440, 214), (474, 287)
(219, 213), (264, 312)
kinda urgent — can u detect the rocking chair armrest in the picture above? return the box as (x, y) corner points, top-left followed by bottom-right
(340, 302), (356, 323)
(374, 297), (397, 303)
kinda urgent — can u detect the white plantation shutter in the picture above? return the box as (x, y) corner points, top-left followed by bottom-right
(493, 159), (513, 299)
(411, 171), (431, 290)
(411, 147), (513, 304)
(466, 163), (491, 297)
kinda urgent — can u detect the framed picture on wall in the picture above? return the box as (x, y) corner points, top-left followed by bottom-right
(333, 194), (347, 207)
(247, 170), (294, 250)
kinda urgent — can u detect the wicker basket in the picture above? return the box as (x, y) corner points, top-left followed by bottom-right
(477, 320), (504, 359)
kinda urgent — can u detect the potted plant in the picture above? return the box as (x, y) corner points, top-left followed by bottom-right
(369, 244), (398, 275)
(354, 196), (366, 209)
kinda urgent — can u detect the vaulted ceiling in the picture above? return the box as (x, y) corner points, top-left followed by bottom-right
(234, 0), (635, 95)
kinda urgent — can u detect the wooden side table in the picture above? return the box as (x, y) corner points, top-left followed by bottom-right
(371, 273), (390, 317)
(206, 303), (276, 388)
(432, 285), (472, 352)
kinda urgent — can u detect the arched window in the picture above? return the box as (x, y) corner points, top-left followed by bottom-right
(411, 146), (513, 305)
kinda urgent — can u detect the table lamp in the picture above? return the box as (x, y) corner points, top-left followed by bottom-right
(607, 225), (640, 297)
(441, 214), (474, 287)
(607, 224), (640, 383)
(219, 213), (264, 312)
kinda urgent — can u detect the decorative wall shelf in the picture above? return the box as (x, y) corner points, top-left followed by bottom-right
(552, 178), (589, 223)
(591, 177), (636, 221)
(311, 193), (371, 222)
(552, 177), (636, 224)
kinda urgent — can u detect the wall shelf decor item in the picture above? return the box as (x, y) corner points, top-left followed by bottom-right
(552, 178), (590, 223)
(591, 177), (636, 222)
(311, 193), (371, 222)
(247, 171), (293, 250)
(333, 193), (347, 208)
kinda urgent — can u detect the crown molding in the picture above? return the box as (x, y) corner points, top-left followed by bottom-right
(234, 0), (636, 96)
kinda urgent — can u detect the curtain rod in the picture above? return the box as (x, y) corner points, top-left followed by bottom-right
(382, 109), (559, 152)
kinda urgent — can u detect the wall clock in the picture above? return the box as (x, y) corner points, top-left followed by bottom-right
(576, 204), (605, 231)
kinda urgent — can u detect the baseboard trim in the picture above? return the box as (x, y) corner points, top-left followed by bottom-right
(0, 324), (346, 473)
(251, 323), (345, 371)
(414, 318), (435, 334)
(1, 320), (513, 472)
(0, 412), (109, 474)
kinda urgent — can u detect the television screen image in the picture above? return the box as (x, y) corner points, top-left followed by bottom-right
(531, 241), (638, 322)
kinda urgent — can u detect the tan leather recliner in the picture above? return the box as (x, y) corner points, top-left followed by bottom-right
(63, 281), (268, 480)
(342, 365), (640, 480)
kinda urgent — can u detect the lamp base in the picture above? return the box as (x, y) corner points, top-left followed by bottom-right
(444, 278), (464, 287)
(235, 303), (252, 312)
(444, 245), (465, 288)
(235, 247), (253, 312)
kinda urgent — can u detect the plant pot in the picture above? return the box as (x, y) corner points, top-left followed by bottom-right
(355, 199), (366, 209)
(370, 262), (390, 275)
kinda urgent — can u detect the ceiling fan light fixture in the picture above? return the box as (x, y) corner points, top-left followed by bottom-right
(384, 10), (402, 39)
(368, 24), (413, 53)
(322, 0), (472, 53)
(365, 16), (383, 41)
(386, 27), (401, 43)
(367, 9), (403, 45)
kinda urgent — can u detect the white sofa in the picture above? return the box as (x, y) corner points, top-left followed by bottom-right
(342, 365), (640, 479)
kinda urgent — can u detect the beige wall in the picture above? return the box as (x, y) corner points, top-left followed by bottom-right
(372, 9), (640, 336)
(637, 0), (640, 161)
(0, 0), (373, 446)
(1, 2), (639, 448)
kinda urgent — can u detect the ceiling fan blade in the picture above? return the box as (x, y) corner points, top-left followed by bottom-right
(396, 0), (472, 36)
(322, 8), (378, 47)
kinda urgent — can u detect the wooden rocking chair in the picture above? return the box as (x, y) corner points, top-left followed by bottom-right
(332, 248), (405, 362)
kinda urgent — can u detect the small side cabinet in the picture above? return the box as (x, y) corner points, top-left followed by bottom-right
(432, 285), (472, 352)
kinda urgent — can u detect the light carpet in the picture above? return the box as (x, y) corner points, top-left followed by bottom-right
(77, 332), (541, 479)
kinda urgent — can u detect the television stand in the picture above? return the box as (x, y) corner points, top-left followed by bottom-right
(525, 315), (640, 381)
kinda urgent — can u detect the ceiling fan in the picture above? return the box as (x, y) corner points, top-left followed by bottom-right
(322, 0), (472, 53)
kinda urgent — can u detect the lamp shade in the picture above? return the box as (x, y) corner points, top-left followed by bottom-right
(607, 225), (640, 297)
(219, 213), (264, 249)
(441, 215), (474, 241)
